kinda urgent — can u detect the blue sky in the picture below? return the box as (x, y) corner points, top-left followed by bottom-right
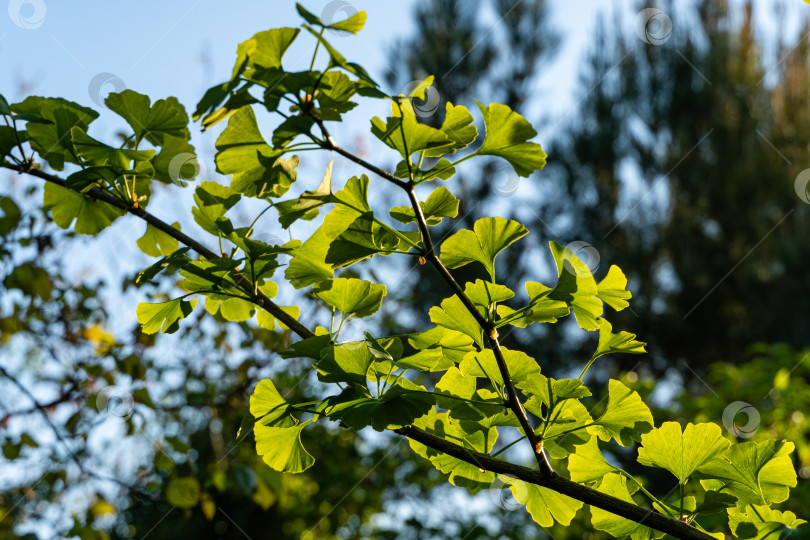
(2, 0), (805, 332)
(0, 0), (607, 334)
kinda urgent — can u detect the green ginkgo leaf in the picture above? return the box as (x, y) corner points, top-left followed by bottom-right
(591, 318), (646, 361)
(285, 227), (334, 289)
(389, 186), (459, 226)
(215, 106), (297, 198)
(325, 9), (367, 33)
(325, 212), (404, 268)
(637, 422), (730, 483)
(423, 102), (478, 156)
(692, 491), (736, 516)
(459, 348), (541, 387)
(321, 380), (434, 431)
(434, 367), (476, 410)
(316, 344), (373, 387)
(396, 348), (449, 371)
(152, 135), (198, 185)
(728, 505), (806, 540)
(136, 222), (180, 257)
(136, 298), (198, 334)
(254, 423), (314, 473)
(519, 376), (591, 409)
(204, 295), (254, 322)
(447, 388), (515, 432)
(192, 181), (240, 236)
(324, 212), (383, 267)
(363, 332), (401, 363)
(71, 127), (155, 169)
(285, 175), (377, 288)
(652, 496), (696, 520)
(597, 265), (632, 311)
(429, 294), (484, 348)
(590, 473), (661, 540)
(295, 3), (367, 34)
(44, 182), (121, 235)
(11, 96), (99, 170)
(462, 280), (515, 312)
(407, 411), (496, 492)
(0, 126), (26, 162)
(214, 105), (273, 173)
(440, 217), (528, 280)
(475, 101), (547, 177)
(568, 437), (617, 484)
(314, 277), (386, 318)
(548, 241), (602, 331)
(371, 100), (454, 158)
(407, 326), (475, 364)
(234, 27), (300, 76)
(589, 379), (654, 447)
(105, 90), (190, 146)
(507, 477), (583, 527)
(272, 115), (315, 148)
(250, 379), (291, 426)
(497, 281), (570, 327)
(395, 157), (457, 182)
(301, 25), (380, 89)
(256, 305), (300, 331)
(696, 439), (797, 506)
(532, 398), (593, 459)
(315, 71), (360, 121)
(276, 161), (334, 228)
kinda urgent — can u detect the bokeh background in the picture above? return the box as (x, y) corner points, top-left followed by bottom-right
(2, 0), (810, 538)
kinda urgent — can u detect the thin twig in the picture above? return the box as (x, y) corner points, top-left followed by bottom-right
(7, 165), (315, 340)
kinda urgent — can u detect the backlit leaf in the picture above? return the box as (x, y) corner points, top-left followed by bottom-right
(136, 298), (198, 334)
(696, 439), (797, 506)
(136, 222), (180, 257)
(314, 277), (386, 318)
(590, 379), (654, 447)
(440, 217), (528, 280)
(637, 422), (730, 483)
(475, 101), (547, 177)
(254, 423), (314, 473)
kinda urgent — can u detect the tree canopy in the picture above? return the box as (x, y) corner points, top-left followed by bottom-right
(1, 2), (807, 539)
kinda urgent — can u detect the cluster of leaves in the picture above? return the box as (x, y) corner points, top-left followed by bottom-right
(650, 342), (810, 534)
(0, 188), (412, 539)
(0, 5), (803, 538)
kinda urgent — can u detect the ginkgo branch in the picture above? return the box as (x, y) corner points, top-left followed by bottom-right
(395, 425), (716, 540)
(7, 164), (315, 340)
(308, 118), (552, 475)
